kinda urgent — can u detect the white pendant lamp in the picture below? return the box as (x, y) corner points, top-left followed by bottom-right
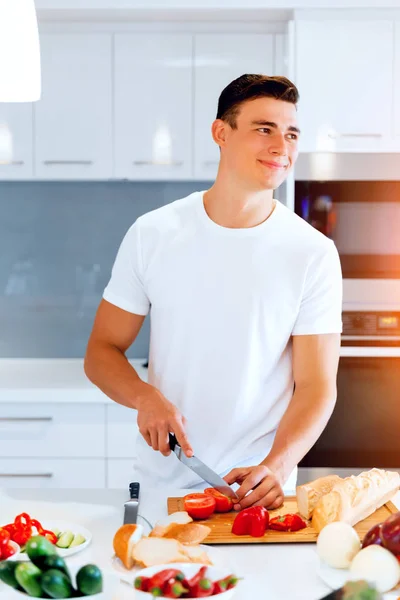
(0, 0), (41, 102)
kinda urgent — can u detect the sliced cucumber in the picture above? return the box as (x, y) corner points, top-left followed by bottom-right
(56, 531), (74, 549)
(69, 533), (86, 548)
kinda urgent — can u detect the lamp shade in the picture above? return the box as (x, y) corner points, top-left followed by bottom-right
(0, 0), (41, 102)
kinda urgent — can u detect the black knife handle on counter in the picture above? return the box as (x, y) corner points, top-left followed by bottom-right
(129, 481), (140, 500)
(169, 433), (178, 451)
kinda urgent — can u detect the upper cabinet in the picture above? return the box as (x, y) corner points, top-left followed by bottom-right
(294, 20), (394, 152)
(395, 22), (400, 140)
(0, 104), (33, 179)
(34, 34), (113, 179)
(193, 34), (275, 180)
(114, 34), (192, 180)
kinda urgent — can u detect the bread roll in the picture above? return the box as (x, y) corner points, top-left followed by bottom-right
(296, 474), (342, 519)
(163, 523), (211, 545)
(312, 468), (400, 533)
(150, 511), (193, 537)
(113, 523), (144, 569)
(132, 536), (212, 568)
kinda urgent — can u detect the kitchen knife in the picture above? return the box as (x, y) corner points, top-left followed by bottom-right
(123, 481), (140, 524)
(169, 433), (239, 501)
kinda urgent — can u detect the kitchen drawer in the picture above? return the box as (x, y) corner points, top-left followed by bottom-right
(0, 458), (105, 488)
(106, 404), (138, 458)
(0, 403), (106, 458)
(106, 459), (135, 489)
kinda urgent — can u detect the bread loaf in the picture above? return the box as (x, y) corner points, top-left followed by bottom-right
(296, 474), (342, 519)
(312, 468), (400, 533)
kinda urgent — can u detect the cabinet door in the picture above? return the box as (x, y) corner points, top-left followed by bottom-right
(34, 34), (112, 179)
(194, 34), (275, 180)
(295, 20), (393, 152)
(107, 404), (138, 458)
(0, 459), (105, 488)
(114, 34), (192, 180)
(395, 23), (400, 141)
(0, 104), (33, 179)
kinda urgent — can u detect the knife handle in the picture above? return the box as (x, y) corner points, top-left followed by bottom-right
(169, 433), (178, 451)
(129, 481), (140, 500)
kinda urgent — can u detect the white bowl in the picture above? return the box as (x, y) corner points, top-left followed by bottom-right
(133, 563), (241, 599)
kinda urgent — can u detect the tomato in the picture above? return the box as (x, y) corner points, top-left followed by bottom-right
(183, 493), (216, 520)
(204, 488), (233, 513)
(0, 529), (10, 547)
(1, 542), (16, 560)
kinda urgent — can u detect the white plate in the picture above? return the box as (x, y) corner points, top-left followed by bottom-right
(110, 545), (230, 586)
(7, 520), (92, 561)
(317, 560), (400, 599)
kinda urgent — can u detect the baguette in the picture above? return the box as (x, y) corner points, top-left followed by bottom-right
(296, 474), (342, 519)
(312, 468), (400, 533)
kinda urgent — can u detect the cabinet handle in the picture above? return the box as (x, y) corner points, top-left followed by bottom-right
(0, 417), (53, 422)
(43, 160), (93, 166)
(204, 160), (219, 166)
(327, 133), (383, 139)
(0, 160), (24, 166)
(0, 473), (53, 478)
(133, 160), (183, 167)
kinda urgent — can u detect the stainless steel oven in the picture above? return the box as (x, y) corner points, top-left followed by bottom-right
(293, 156), (400, 483)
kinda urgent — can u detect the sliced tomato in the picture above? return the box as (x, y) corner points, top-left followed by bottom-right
(204, 488), (233, 513)
(183, 493), (216, 520)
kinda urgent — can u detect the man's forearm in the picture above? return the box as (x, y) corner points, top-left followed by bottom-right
(260, 383), (337, 483)
(84, 341), (148, 410)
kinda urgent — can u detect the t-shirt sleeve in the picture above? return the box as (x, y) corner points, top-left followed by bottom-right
(292, 240), (343, 335)
(103, 220), (150, 316)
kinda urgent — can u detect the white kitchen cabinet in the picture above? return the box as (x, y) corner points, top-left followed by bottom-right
(106, 459), (136, 489)
(395, 22), (400, 141)
(0, 403), (106, 458)
(114, 34), (192, 180)
(106, 404), (138, 458)
(0, 459), (105, 488)
(34, 34), (112, 179)
(194, 34), (275, 180)
(295, 20), (393, 152)
(0, 104), (33, 179)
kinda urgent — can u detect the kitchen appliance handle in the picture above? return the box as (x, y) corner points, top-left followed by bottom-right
(328, 132), (382, 139)
(133, 160), (183, 166)
(43, 160), (93, 165)
(0, 473), (53, 478)
(0, 417), (53, 422)
(0, 160), (24, 166)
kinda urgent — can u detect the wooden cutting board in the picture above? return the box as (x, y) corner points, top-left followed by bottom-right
(167, 495), (398, 544)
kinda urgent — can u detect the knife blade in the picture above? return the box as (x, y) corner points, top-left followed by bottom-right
(169, 433), (239, 501)
(123, 481), (140, 524)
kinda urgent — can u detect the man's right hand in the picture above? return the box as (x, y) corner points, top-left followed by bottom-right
(135, 382), (193, 458)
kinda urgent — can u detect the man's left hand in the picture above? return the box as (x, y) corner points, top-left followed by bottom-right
(223, 465), (284, 511)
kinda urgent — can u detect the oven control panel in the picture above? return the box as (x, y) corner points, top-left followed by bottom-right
(342, 311), (400, 341)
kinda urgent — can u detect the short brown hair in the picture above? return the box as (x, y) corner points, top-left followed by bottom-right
(216, 74), (299, 129)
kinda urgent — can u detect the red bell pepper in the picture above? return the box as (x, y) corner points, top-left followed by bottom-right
(232, 506), (269, 537)
(189, 578), (214, 597)
(268, 513), (307, 532)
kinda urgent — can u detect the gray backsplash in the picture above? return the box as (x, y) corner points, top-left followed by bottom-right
(0, 181), (212, 358)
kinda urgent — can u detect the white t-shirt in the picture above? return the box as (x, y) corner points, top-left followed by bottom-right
(103, 191), (343, 491)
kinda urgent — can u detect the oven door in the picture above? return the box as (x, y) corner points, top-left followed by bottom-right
(297, 346), (400, 483)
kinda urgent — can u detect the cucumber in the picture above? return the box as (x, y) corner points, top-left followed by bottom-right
(76, 564), (102, 596)
(15, 562), (43, 597)
(41, 555), (71, 581)
(0, 560), (21, 590)
(69, 534), (86, 548)
(41, 568), (74, 599)
(52, 528), (61, 538)
(26, 535), (57, 569)
(56, 531), (74, 549)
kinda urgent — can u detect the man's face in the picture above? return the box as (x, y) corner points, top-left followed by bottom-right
(217, 97), (300, 190)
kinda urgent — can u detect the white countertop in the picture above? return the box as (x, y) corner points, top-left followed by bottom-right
(2, 487), (399, 600)
(0, 359), (148, 403)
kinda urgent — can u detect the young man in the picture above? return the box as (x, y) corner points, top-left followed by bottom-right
(85, 74), (342, 511)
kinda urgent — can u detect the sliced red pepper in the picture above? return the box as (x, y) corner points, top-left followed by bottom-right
(189, 578), (214, 597)
(30, 519), (45, 535)
(14, 513), (31, 528)
(269, 513), (307, 532)
(0, 529), (10, 547)
(232, 506), (269, 537)
(42, 530), (58, 544)
(1, 542), (17, 560)
(12, 524), (32, 546)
